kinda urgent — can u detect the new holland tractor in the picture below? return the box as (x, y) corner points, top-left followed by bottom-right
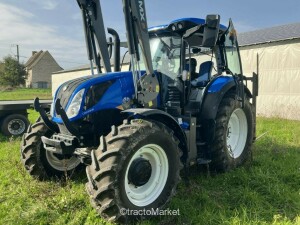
(20, 0), (258, 222)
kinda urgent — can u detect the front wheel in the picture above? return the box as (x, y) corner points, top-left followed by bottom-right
(20, 120), (82, 180)
(209, 94), (254, 172)
(86, 119), (182, 223)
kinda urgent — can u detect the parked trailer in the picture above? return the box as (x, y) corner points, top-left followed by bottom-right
(0, 100), (51, 136)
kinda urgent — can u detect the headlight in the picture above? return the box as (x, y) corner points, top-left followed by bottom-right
(66, 89), (85, 119)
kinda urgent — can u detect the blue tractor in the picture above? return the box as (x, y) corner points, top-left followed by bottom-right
(21, 0), (258, 222)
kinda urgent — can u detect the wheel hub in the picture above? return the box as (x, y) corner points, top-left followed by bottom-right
(45, 151), (81, 171)
(8, 119), (25, 135)
(128, 157), (152, 186)
(12, 122), (20, 130)
(124, 144), (169, 207)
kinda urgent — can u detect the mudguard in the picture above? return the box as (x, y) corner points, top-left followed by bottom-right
(200, 76), (252, 120)
(199, 76), (252, 143)
(122, 108), (188, 162)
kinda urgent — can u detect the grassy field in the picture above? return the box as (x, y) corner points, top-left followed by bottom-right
(0, 111), (299, 225)
(0, 88), (52, 100)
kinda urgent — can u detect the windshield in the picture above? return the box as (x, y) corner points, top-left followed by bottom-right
(139, 35), (182, 80)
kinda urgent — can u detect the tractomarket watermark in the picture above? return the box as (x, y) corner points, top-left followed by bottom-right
(120, 208), (180, 216)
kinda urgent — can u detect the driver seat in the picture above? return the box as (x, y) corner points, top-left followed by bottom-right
(191, 61), (213, 87)
(185, 58), (197, 80)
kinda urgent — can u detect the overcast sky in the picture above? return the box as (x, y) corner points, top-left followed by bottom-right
(0, 0), (299, 69)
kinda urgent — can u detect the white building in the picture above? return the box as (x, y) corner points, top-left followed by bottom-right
(239, 22), (300, 120)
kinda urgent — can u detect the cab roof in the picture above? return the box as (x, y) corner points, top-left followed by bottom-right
(148, 17), (227, 34)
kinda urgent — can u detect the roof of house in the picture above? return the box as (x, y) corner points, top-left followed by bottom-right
(238, 22), (300, 46)
(25, 50), (62, 70)
(25, 50), (45, 69)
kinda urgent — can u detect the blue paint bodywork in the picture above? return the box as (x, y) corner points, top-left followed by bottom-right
(52, 71), (135, 123)
(52, 73), (233, 124)
(207, 76), (234, 93)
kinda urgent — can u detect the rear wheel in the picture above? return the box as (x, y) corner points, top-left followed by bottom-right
(1, 114), (29, 136)
(20, 120), (82, 180)
(209, 94), (253, 171)
(86, 119), (182, 223)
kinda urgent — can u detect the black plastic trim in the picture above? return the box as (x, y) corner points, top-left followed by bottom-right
(34, 97), (59, 133)
(55, 99), (79, 137)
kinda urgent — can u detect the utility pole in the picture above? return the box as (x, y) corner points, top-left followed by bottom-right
(16, 44), (19, 63)
(12, 44), (20, 62)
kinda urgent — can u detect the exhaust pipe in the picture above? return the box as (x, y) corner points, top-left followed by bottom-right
(107, 28), (121, 72)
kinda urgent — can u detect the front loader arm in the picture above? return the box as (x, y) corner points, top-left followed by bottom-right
(77, 0), (111, 73)
(123, 0), (159, 107)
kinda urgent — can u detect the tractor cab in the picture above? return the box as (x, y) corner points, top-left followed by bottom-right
(138, 17), (243, 117)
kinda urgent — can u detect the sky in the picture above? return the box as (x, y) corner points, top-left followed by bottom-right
(0, 0), (299, 69)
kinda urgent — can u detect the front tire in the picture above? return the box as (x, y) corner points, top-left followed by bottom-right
(209, 94), (253, 171)
(86, 119), (182, 223)
(20, 120), (82, 180)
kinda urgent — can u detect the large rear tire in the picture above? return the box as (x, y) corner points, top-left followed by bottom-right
(209, 94), (253, 172)
(20, 120), (82, 180)
(86, 119), (182, 223)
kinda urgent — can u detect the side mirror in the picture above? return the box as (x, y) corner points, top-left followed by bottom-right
(202, 14), (220, 48)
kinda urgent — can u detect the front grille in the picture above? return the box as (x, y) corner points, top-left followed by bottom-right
(167, 85), (181, 103)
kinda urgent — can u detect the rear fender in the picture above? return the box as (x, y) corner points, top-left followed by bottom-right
(200, 76), (252, 143)
(201, 76), (252, 120)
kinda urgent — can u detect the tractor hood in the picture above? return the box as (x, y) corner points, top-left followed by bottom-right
(51, 71), (135, 123)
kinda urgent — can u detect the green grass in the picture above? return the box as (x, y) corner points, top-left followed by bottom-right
(0, 88), (52, 100)
(0, 113), (299, 225)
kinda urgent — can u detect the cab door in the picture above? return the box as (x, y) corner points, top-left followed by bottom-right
(223, 19), (243, 75)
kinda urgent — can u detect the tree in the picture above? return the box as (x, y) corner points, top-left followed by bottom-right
(0, 56), (27, 87)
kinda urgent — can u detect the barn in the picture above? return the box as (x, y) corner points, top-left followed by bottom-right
(238, 23), (300, 120)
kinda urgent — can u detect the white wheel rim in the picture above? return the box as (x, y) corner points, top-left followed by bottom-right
(226, 108), (248, 159)
(125, 144), (169, 207)
(8, 119), (26, 135)
(45, 151), (81, 171)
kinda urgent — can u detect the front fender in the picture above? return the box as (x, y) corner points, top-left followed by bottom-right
(122, 108), (188, 162)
